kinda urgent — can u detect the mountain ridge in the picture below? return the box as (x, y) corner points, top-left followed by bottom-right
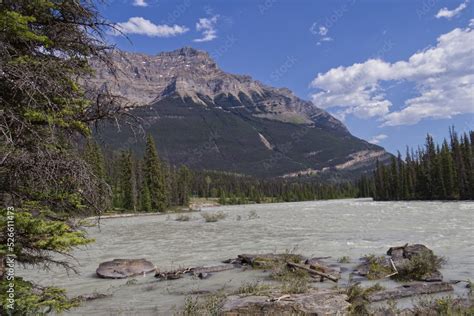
(89, 47), (391, 178)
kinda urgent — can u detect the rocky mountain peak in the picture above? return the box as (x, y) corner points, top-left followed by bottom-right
(87, 47), (348, 132)
(158, 46), (209, 58)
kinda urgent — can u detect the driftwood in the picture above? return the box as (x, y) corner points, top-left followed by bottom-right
(155, 264), (235, 280)
(287, 262), (339, 282)
(367, 282), (453, 302)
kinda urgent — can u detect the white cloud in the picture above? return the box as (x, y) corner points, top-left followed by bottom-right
(132, 0), (148, 7)
(310, 22), (474, 126)
(368, 134), (388, 144)
(436, 0), (469, 19)
(319, 26), (328, 36)
(310, 23), (333, 45)
(112, 17), (188, 37)
(194, 15), (219, 42)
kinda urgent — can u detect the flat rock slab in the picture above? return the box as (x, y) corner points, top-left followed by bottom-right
(221, 289), (350, 315)
(368, 282), (453, 302)
(96, 259), (155, 279)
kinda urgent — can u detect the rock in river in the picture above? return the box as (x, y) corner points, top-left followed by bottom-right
(96, 259), (156, 279)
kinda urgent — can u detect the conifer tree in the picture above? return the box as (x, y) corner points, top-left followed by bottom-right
(119, 151), (137, 211)
(177, 166), (192, 206)
(143, 135), (168, 211)
(0, 0), (124, 313)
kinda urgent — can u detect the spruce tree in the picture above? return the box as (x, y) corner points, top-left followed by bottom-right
(0, 1), (123, 313)
(177, 166), (192, 206)
(143, 135), (168, 211)
(140, 180), (152, 212)
(119, 151), (137, 211)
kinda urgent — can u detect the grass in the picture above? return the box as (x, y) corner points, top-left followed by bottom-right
(337, 256), (351, 263)
(412, 296), (474, 315)
(180, 292), (226, 316)
(236, 281), (271, 296)
(175, 214), (192, 221)
(362, 255), (393, 280)
(271, 263), (310, 294)
(346, 283), (384, 315)
(200, 211), (227, 223)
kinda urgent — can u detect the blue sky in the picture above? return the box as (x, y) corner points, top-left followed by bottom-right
(99, 0), (473, 154)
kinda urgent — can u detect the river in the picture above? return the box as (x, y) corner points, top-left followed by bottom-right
(19, 198), (474, 315)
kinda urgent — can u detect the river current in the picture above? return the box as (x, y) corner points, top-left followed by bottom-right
(19, 198), (474, 315)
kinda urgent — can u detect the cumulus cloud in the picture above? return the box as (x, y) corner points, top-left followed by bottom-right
(435, 0), (469, 19)
(310, 23), (474, 126)
(194, 15), (219, 42)
(132, 0), (148, 7)
(112, 17), (188, 37)
(368, 134), (388, 144)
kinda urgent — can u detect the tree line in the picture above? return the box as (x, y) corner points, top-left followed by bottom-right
(192, 170), (359, 205)
(372, 128), (473, 201)
(84, 135), (192, 212)
(85, 136), (363, 213)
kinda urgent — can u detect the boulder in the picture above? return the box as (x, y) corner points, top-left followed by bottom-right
(221, 289), (350, 315)
(354, 244), (444, 281)
(96, 259), (155, 279)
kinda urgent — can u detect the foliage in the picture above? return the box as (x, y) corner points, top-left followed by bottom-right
(180, 292), (226, 316)
(412, 296), (474, 315)
(373, 128), (474, 201)
(0, 0), (125, 313)
(363, 255), (393, 280)
(395, 250), (445, 281)
(236, 281), (271, 296)
(0, 208), (94, 268)
(347, 283), (384, 315)
(337, 256), (351, 263)
(143, 135), (168, 212)
(277, 267), (310, 294)
(193, 170), (360, 205)
(0, 277), (79, 315)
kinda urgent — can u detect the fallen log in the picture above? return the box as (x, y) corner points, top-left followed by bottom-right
(155, 267), (193, 280)
(367, 282), (453, 302)
(287, 262), (339, 282)
(192, 264), (235, 275)
(155, 264), (235, 280)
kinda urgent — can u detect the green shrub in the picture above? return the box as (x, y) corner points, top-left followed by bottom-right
(395, 250), (445, 281)
(363, 255), (393, 280)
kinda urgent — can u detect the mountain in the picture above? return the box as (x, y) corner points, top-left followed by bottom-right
(88, 47), (391, 178)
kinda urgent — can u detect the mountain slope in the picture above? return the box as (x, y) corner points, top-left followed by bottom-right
(89, 47), (391, 178)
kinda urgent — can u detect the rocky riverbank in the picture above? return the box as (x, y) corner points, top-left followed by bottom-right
(91, 244), (473, 315)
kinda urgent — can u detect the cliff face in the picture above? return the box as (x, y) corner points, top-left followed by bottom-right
(90, 47), (391, 177)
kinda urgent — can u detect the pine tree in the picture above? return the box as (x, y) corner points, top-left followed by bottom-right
(143, 135), (168, 211)
(177, 165), (192, 206)
(140, 180), (152, 212)
(119, 151), (137, 211)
